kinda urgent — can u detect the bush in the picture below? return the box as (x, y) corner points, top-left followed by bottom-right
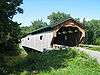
(1, 48), (100, 75)
(13, 48), (77, 72)
(0, 48), (77, 74)
(39, 52), (100, 75)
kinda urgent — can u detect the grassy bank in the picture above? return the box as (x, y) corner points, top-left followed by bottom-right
(80, 44), (100, 52)
(0, 48), (100, 75)
(38, 52), (100, 75)
(87, 47), (100, 52)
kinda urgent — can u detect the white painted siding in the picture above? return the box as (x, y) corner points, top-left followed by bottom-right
(21, 31), (54, 52)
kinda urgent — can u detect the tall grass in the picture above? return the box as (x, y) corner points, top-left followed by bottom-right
(95, 38), (100, 45)
(1, 48), (100, 75)
(39, 52), (100, 75)
(0, 48), (76, 75)
(87, 47), (100, 51)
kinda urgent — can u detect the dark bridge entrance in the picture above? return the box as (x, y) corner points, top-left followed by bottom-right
(53, 26), (82, 47)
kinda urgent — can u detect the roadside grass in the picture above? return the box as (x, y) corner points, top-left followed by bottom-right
(38, 52), (100, 75)
(17, 48), (77, 74)
(87, 47), (100, 52)
(80, 44), (100, 52)
(0, 48), (77, 75)
(95, 38), (100, 45)
(1, 48), (100, 75)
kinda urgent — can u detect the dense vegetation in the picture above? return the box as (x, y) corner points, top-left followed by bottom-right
(21, 20), (48, 37)
(0, 48), (100, 75)
(85, 46), (100, 52)
(0, 0), (23, 55)
(84, 19), (100, 45)
(88, 47), (100, 52)
(0, 0), (23, 74)
(38, 52), (100, 75)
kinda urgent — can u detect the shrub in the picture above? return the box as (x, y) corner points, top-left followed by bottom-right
(2, 48), (77, 74)
(13, 48), (77, 72)
(39, 52), (100, 75)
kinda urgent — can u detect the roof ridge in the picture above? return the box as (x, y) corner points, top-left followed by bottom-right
(22, 17), (84, 38)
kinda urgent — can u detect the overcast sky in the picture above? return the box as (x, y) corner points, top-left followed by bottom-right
(13, 0), (100, 26)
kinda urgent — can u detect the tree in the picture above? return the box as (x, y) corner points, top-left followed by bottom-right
(90, 20), (100, 38)
(0, 0), (23, 74)
(32, 20), (47, 29)
(85, 19), (100, 44)
(0, 0), (23, 54)
(21, 20), (48, 37)
(48, 11), (71, 25)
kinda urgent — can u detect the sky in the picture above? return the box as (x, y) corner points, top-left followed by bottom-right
(13, 0), (100, 26)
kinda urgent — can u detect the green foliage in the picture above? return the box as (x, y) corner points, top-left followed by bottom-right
(87, 46), (100, 52)
(48, 11), (71, 25)
(0, 0), (23, 74)
(20, 71), (31, 75)
(21, 26), (33, 37)
(0, 0), (23, 19)
(14, 48), (76, 72)
(0, 0), (23, 52)
(39, 52), (100, 75)
(0, 48), (77, 75)
(95, 38), (100, 45)
(1, 48), (100, 75)
(32, 20), (47, 30)
(21, 20), (48, 37)
(85, 19), (100, 45)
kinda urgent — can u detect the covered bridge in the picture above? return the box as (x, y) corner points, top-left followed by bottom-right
(21, 18), (85, 52)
